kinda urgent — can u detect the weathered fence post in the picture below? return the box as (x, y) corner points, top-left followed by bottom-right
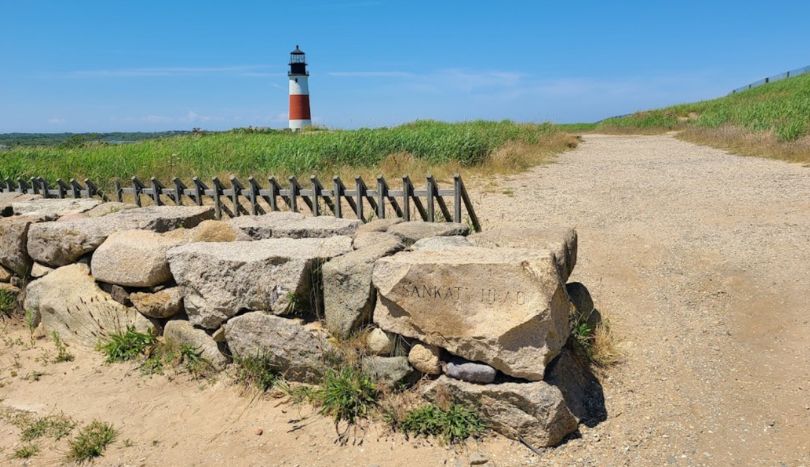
(332, 177), (344, 218)
(131, 177), (145, 207)
(150, 177), (164, 206)
(172, 178), (186, 205)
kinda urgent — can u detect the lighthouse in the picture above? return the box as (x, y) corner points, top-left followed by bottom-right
(288, 45), (312, 130)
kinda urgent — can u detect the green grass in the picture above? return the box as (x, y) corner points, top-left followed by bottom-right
(316, 366), (378, 426)
(0, 289), (17, 318)
(97, 327), (156, 363)
(66, 420), (117, 463)
(234, 353), (280, 391)
(20, 413), (76, 441)
(140, 339), (215, 379)
(51, 331), (75, 363)
(398, 403), (485, 443)
(0, 120), (569, 190)
(12, 444), (39, 459)
(596, 73), (810, 140)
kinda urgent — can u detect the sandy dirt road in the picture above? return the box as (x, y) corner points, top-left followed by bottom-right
(1, 133), (809, 466)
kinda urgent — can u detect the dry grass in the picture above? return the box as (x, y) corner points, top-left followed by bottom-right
(321, 132), (578, 186)
(590, 320), (621, 368)
(679, 125), (810, 165)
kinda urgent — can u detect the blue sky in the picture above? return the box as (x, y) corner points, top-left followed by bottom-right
(1, 0), (808, 132)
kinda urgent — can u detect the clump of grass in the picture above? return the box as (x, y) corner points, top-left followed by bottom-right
(97, 327), (155, 363)
(569, 297), (620, 367)
(21, 413), (76, 441)
(316, 365), (378, 426)
(590, 321), (620, 367)
(398, 403), (485, 443)
(234, 353), (279, 391)
(67, 420), (117, 463)
(24, 309), (38, 333)
(51, 331), (74, 363)
(13, 444), (39, 459)
(140, 339), (214, 379)
(178, 344), (215, 379)
(0, 289), (17, 318)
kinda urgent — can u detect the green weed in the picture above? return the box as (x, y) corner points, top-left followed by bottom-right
(234, 353), (279, 391)
(97, 327), (156, 363)
(0, 289), (17, 318)
(51, 331), (74, 363)
(316, 366), (377, 426)
(399, 403), (485, 443)
(21, 413), (75, 441)
(13, 444), (39, 459)
(66, 420), (117, 463)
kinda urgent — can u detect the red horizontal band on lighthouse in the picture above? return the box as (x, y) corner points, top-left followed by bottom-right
(289, 94), (311, 120)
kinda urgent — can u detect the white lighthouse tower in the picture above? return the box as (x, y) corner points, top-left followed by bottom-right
(288, 45), (312, 130)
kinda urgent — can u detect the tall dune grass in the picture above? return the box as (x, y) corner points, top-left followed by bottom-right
(588, 73), (810, 162)
(0, 120), (576, 190)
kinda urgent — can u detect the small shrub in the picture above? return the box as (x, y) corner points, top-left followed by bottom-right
(13, 443), (39, 459)
(97, 327), (155, 363)
(0, 289), (17, 318)
(234, 354), (279, 391)
(21, 413), (75, 441)
(316, 366), (377, 426)
(51, 331), (74, 363)
(67, 420), (117, 463)
(399, 403), (485, 443)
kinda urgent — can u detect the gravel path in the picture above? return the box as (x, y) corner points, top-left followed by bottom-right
(473, 133), (810, 465)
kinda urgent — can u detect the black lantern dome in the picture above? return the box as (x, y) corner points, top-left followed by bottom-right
(289, 45), (308, 76)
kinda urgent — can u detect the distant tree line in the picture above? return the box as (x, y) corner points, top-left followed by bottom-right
(0, 131), (191, 149)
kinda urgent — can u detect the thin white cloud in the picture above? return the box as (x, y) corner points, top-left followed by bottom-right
(62, 65), (282, 78)
(47, 117), (65, 124)
(328, 71), (415, 78)
(327, 68), (525, 92)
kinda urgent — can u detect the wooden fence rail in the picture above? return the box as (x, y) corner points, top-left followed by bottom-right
(0, 174), (481, 232)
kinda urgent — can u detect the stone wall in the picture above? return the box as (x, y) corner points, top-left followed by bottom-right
(0, 192), (601, 448)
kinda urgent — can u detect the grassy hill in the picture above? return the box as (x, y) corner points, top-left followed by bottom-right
(0, 121), (576, 190)
(591, 73), (810, 163)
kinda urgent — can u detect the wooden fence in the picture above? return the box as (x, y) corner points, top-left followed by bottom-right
(0, 174), (481, 231)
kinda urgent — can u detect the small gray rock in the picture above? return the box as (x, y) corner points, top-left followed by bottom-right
(361, 356), (417, 388)
(444, 357), (497, 384)
(366, 328), (393, 355)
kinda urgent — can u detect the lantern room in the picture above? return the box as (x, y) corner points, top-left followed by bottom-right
(289, 45), (308, 76)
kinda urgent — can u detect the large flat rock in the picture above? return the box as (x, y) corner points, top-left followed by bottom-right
(0, 193), (40, 216)
(168, 237), (353, 329)
(372, 246), (570, 381)
(468, 227), (578, 282)
(12, 198), (102, 218)
(422, 376), (578, 448)
(230, 213), (362, 239)
(27, 206), (214, 267)
(91, 230), (183, 287)
(224, 312), (335, 384)
(386, 221), (469, 246)
(23, 263), (153, 347)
